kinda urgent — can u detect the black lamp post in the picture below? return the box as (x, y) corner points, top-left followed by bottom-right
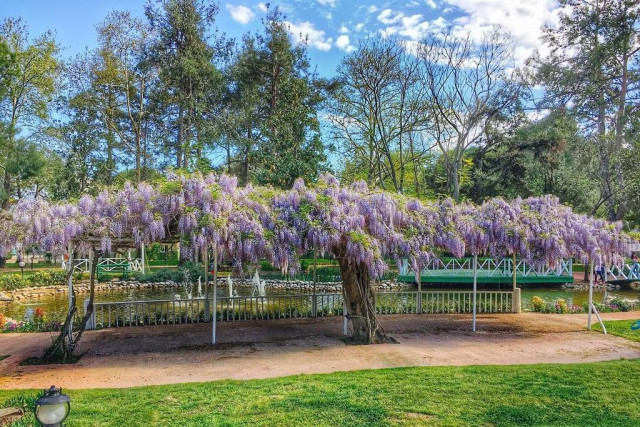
(34, 386), (71, 426)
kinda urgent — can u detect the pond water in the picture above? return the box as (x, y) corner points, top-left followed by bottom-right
(2, 282), (639, 322)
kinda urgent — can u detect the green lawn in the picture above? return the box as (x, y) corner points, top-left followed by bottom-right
(2, 360), (639, 426)
(593, 319), (640, 342)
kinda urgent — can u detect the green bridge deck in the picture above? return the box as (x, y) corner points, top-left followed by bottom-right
(397, 269), (574, 285)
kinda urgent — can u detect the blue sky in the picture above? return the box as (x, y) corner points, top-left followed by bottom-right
(2, 0), (561, 76)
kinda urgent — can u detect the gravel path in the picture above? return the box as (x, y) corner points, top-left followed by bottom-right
(1, 312), (639, 389)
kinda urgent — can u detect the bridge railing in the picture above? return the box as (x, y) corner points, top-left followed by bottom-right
(398, 257), (573, 278)
(88, 290), (515, 329)
(605, 263), (640, 281)
(63, 258), (143, 274)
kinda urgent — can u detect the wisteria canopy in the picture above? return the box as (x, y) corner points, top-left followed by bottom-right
(0, 172), (632, 278)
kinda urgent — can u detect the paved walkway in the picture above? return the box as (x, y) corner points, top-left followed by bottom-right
(1, 312), (638, 389)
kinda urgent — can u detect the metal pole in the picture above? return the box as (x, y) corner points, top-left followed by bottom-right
(343, 300), (348, 335)
(312, 250), (317, 317)
(141, 244), (146, 275)
(67, 242), (74, 342)
(512, 252), (517, 291)
(417, 276), (422, 315)
(212, 243), (218, 344)
(588, 260), (594, 330)
(204, 245), (210, 322)
(472, 254), (477, 332)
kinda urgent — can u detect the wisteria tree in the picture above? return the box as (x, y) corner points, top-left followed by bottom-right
(0, 173), (634, 354)
(270, 175), (470, 343)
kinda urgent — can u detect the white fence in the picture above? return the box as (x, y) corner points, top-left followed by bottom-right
(87, 290), (514, 329)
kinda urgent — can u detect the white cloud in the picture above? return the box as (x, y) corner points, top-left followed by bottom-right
(378, 9), (403, 25)
(378, 10), (430, 41)
(442, 0), (562, 64)
(287, 21), (333, 51)
(339, 25), (349, 34)
(355, 23), (365, 32)
(317, 0), (338, 6)
(335, 34), (356, 52)
(225, 4), (255, 24)
(257, 2), (268, 13)
(426, 0), (437, 8)
(367, 5), (379, 14)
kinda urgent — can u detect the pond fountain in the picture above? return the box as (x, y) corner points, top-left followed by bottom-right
(227, 275), (235, 297)
(252, 270), (266, 297)
(182, 270), (193, 300)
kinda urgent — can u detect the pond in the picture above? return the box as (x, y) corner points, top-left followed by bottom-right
(2, 282), (639, 322)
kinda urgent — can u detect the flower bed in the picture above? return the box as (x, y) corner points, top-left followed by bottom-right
(527, 295), (639, 314)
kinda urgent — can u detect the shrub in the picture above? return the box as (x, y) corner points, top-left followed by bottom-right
(28, 270), (67, 287)
(0, 313), (5, 328)
(531, 296), (545, 312)
(608, 297), (637, 312)
(260, 260), (278, 271)
(555, 298), (568, 313)
(134, 262), (205, 284)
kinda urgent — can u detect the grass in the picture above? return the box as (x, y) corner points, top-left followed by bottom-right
(593, 319), (640, 342)
(1, 360), (639, 426)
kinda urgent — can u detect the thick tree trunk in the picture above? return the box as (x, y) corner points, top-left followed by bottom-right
(333, 244), (391, 344)
(42, 248), (99, 362)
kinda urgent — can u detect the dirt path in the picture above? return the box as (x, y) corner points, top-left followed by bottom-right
(1, 312), (639, 390)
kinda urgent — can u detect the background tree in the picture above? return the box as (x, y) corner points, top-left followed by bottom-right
(419, 28), (522, 201)
(93, 11), (156, 183)
(223, 8), (326, 188)
(145, 0), (226, 170)
(329, 37), (432, 195)
(0, 18), (60, 208)
(471, 109), (600, 212)
(533, 0), (640, 220)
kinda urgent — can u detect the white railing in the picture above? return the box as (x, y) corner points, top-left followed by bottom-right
(421, 291), (513, 314)
(71, 259), (89, 273)
(88, 290), (515, 329)
(604, 263), (640, 282)
(128, 259), (143, 272)
(61, 258), (143, 274)
(398, 257), (573, 279)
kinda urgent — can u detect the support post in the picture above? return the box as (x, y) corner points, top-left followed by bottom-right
(204, 245), (210, 322)
(343, 301), (348, 335)
(312, 250), (317, 317)
(512, 253), (517, 291)
(511, 252), (521, 313)
(417, 278), (422, 314)
(212, 243), (218, 344)
(67, 242), (74, 343)
(141, 244), (146, 275)
(472, 254), (477, 332)
(588, 260), (594, 330)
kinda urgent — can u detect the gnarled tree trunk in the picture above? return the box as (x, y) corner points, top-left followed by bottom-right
(333, 243), (391, 344)
(42, 247), (98, 362)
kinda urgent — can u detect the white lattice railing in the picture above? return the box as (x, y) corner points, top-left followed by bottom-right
(604, 263), (640, 281)
(398, 257), (573, 279)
